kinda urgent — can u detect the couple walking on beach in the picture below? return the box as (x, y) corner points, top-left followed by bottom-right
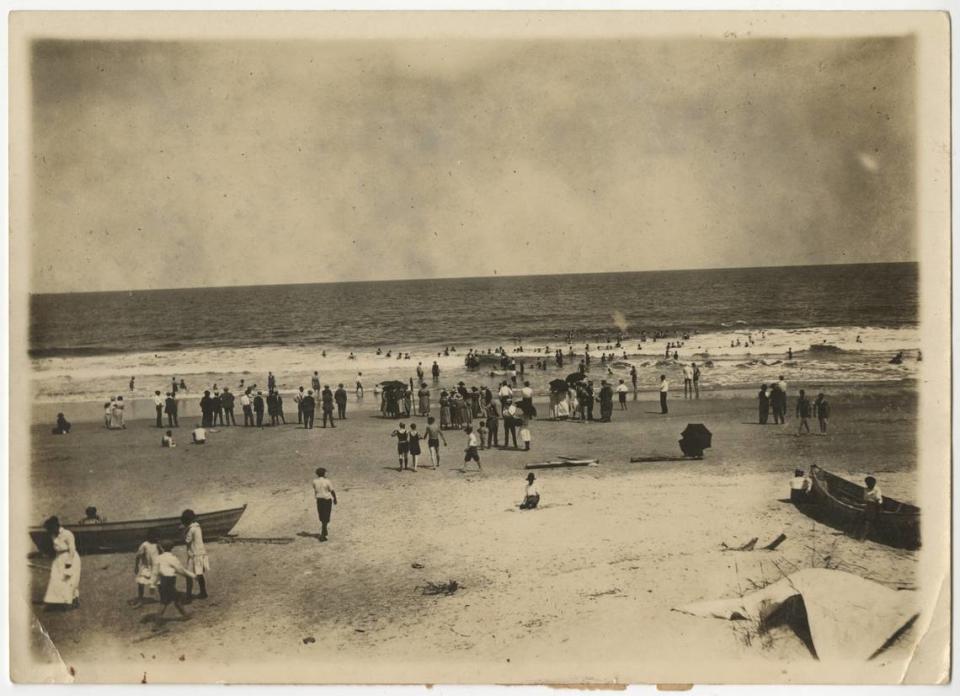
(390, 418), (447, 471)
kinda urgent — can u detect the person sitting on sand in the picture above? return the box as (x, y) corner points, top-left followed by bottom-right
(789, 469), (811, 503)
(519, 473), (540, 509)
(192, 424), (207, 445)
(162, 430), (176, 448)
(78, 506), (104, 525)
(858, 476), (883, 541)
(52, 413), (71, 435)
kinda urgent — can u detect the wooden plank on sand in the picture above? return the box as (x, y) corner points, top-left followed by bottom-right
(525, 459), (599, 470)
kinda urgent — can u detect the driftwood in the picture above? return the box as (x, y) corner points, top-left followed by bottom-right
(722, 533), (787, 552)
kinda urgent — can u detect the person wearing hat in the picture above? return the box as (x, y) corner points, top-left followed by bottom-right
(859, 476), (883, 541)
(311, 467), (338, 541)
(519, 473), (541, 509)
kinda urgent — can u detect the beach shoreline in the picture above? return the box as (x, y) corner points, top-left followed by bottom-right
(19, 381), (922, 683)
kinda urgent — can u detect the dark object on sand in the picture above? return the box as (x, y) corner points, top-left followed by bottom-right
(764, 533), (788, 550)
(793, 468), (920, 550)
(29, 505), (247, 555)
(630, 455), (689, 463)
(721, 537), (758, 551)
(679, 423), (712, 458)
(422, 580), (460, 596)
(549, 378), (570, 392)
(525, 457), (598, 470)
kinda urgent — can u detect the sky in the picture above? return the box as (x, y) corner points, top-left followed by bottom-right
(29, 35), (916, 293)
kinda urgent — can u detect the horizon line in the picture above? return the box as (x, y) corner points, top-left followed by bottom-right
(31, 259), (917, 297)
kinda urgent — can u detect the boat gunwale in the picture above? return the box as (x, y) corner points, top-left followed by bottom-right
(27, 504), (247, 533)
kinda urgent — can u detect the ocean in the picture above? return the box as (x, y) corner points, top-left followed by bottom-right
(29, 263), (919, 405)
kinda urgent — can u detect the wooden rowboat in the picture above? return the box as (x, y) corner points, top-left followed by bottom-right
(793, 468), (919, 550)
(29, 505), (247, 555)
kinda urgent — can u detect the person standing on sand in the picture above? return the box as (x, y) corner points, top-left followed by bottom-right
(758, 384), (770, 424)
(199, 391), (212, 428)
(616, 379), (628, 410)
(295, 386), (305, 424)
(418, 383), (431, 416)
(502, 402), (519, 448)
(408, 423), (422, 471)
(777, 375), (789, 423)
(432, 361), (440, 382)
(391, 423), (411, 470)
(356, 373), (364, 399)
(311, 467), (337, 542)
(222, 388), (236, 426)
(153, 542), (195, 625)
(463, 425), (483, 470)
(598, 380), (614, 422)
(153, 391), (164, 428)
(213, 391), (224, 426)
(484, 399), (500, 448)
(321, 386), (336, 428)
(253, 392), (265, 427)
(131, 530), (160, 607)
(659, 375), (669, 414)
(42, 516), (81, 610)
(814, 392), (830, 434)
(423, 416), (447, 468)
(630, 365), (638, 397)
(302, 390), (316, 429)
(692, 363), (701, 399)
(240, 391), (254, 427)
(312, 371), (321, 393)
(334, 384), (348, 420)
(181, 510), (209, 601)
(795, 389), (812, 435)
(682, 363), (694, 399)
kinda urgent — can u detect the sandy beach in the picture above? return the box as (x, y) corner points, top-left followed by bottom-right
(18, 383), (922, 683)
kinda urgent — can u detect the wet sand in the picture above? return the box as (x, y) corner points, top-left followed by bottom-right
(18, 385), (921, 683)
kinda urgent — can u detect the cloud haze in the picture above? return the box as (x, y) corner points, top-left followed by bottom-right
(29, 36), (916, 293)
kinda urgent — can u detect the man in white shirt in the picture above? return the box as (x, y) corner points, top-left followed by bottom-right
(311, 467), (338, 542)
(682, 364), (694, 399)
(659, 375), (669, 414)
(498, 382), (513, 408)
(240, 392), (254, 427)
(192, 425), (206, 444)
(616, 379), (629, 410)
(294, 387), (305, 424)
(519, 472), (540, 509)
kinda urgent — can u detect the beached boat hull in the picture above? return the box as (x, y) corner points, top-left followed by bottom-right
(29, 505), (247, 555)
(793, 469), (919, 550)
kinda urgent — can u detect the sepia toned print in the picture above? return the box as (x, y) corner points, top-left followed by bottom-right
(8, 11), (951, 685)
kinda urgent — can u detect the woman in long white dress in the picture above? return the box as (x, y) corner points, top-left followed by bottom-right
(42, 516), (81, 609)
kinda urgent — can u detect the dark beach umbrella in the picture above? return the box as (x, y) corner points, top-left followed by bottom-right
(549, 378), (569, 392)
(566, 372), (586, 384)
(380, 380), (406, 390)
(679, 423), (712, 458)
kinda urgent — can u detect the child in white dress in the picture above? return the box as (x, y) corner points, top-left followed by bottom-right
(181, 510), (210, 600)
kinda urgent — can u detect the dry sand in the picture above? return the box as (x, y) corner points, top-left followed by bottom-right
(19, 385), (921, 683)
